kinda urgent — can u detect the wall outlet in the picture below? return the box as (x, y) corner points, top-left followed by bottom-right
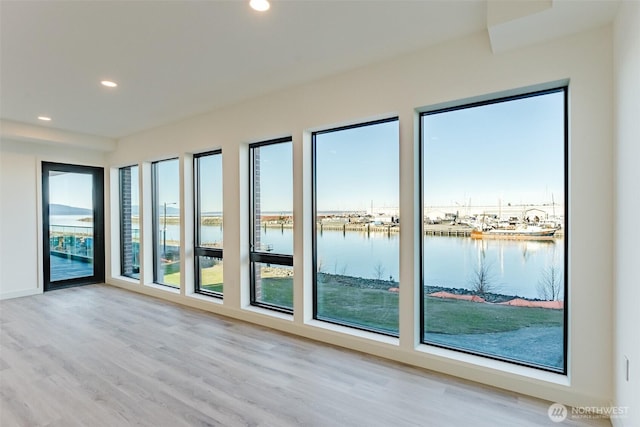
(625, 356), (630, 382)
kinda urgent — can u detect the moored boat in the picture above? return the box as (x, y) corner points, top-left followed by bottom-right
(470, 224), (558, 240)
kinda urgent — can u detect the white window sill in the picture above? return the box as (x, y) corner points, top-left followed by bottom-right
(416, 343), (570, 386)
(242, 304), (294, 322)
(186, 292), (224, 305)
(306, 319), (400, 347)
(144, 282), (180, 294)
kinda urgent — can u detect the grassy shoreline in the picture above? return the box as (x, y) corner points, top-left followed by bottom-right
(165, 267), (563, 336)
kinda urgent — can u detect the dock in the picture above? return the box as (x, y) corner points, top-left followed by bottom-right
(423, 225), (472, 237)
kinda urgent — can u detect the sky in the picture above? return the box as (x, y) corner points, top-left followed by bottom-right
(49, 171), (93, 209)
(315, 120), (399, 212)
(423, 90), (565, 207)
(128, 165), (139, 205)
(52, 90), (564, 214)
(153, 158), (180, 211)
(255, 142), (293, 213)
(198, 153), (223, 213)
(49, 165), (139, 211)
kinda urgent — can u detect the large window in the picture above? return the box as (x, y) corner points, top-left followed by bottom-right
(313, 118), (400, 336)
(152, 158), (181, 288)
(120, 165), (139, 279)
(250, 138), (293, 313)
(421, 87), (567, 372)
(194, 151), (223, 297)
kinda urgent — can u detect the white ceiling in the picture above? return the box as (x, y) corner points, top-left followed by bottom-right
(0, 0), (620, 141)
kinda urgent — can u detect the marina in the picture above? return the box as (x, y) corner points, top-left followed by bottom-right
(50, 209), (565, 299)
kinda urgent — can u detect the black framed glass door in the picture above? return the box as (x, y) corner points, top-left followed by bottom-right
(42, 162), (105, 291)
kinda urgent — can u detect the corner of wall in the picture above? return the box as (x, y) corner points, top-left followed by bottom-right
(613, 1), (640, 427)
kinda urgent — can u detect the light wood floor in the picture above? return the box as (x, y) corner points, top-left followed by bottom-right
(1, 284), (610, 427)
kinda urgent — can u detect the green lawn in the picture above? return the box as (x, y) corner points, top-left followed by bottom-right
(256, 275), (563, 336)
(317, 279), (398, 334)
(424, 297), (563, 334)
(161, 270), (563, 337)
(199, 264), (223, 293)
(163, 271), (181, 287)
(258, 277), (293, 309)
(164, 263), (223, 293)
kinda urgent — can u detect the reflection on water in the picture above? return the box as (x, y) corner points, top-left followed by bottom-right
(426, 235), (563, 299)
(163, 224), (565, 299)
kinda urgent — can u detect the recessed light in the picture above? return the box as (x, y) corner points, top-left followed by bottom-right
(250, 0), (270, 12)
(101, 80), (118, 88)
(38, 116), (52, 121)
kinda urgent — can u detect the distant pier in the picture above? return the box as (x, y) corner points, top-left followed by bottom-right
(315, 223), (471, 237)
(423, 225), (472, 237)
(208, 220), (564, 238)
(317, 223), (398, 235)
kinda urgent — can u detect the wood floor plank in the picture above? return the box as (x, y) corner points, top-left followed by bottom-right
(0, 284), (611, 427)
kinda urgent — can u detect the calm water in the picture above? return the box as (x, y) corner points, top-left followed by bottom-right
(194, 225), (564, 299)
(50, 215), (94, 227)
(72, 217), (563, 300)
(424, 235), (564, 299)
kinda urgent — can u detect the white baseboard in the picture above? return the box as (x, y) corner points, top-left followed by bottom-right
(0, 288), (42, 300)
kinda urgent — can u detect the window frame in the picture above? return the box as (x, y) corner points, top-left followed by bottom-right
(42, 162), (105, 290)
(193, 150), (224, 298)
(119, 164), (139, 279)
(249, 137), (294, 314)
(311, 117), (400, 337)
(151, 157), (180, 288)
(418, 86), (569, 374)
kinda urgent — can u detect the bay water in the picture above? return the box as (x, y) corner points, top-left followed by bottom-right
(196, 225), (564, 299)
(55, 214), (563, 300)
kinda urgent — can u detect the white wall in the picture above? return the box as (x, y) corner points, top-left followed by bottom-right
(0, 138), (106, 299)
(106, 24), (615, 410)
(613, 2), (640, 426)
